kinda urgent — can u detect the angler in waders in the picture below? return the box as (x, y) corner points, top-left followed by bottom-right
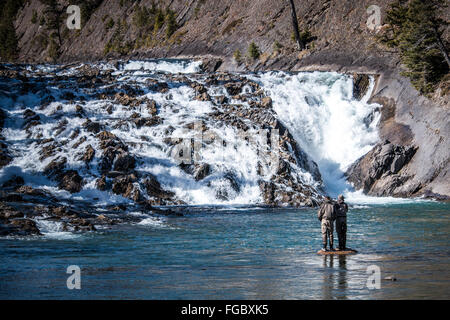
(317, 196), (337, 251)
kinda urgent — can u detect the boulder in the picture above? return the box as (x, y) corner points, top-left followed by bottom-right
(113, 153), (136, 172)
(57, 170), (84, 193)
(143, 175), (175, 200)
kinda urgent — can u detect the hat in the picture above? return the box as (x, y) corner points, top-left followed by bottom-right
(338, 194), (345, 201)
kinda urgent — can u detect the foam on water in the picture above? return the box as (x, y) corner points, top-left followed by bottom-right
(120, 59), (202, 74)
(34, 219), (81, 240)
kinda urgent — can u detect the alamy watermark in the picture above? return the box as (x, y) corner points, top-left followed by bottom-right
(366, 265), (381, 289)
(66, 265), (81, 290)
(66, 5), (81, 30)
(168, 121), (281, 176)
(366, 5), (382, 32)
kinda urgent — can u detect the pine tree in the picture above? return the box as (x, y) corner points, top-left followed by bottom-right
(247, 42), (260, 60)
(379, 0), (449, 94)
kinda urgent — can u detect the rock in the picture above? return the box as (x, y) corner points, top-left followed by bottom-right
(15, 185), (48, 197)
(214, 95), (228, 104)
(82, 120), (102, 133)
(146, 79), (169, 93)
(200, 58), (223, 72)
(260, 96), (273, 109)
(353, 74), (370, 100)
(95, 175), (107, 191)
(111, 174), (139, 201)
(195, 92), (211, 101)
(113, 153), (136, 172)
(57, 170), (83, 193)
(44, 157), (67, 177)
(1, 175), (24, 189)
(346, 140), (418, 196)
(224, 82), (243, 96)
(143, 175), (175, 200)
(133, 116), (162, 128)
(0, 108), (6, 128)
(0, 148), (12, 168)
(115, 92), (132, 105)
(80, 145), (95, 163)
(194, 163), (211, 181)
(147, 99), (158, 115)
(9, 219), (41, 236)
(0, 203), (24, 219)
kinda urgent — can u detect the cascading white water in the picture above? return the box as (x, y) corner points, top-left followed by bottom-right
(249, 71), (381, 198)
(2, 59), (427, 207)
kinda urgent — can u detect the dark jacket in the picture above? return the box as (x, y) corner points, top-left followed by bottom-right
(318, 199), (336, 221)
(335, 200), (348, 218)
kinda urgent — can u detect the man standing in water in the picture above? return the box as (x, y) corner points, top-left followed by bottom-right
(335, 195), (349, 250)
(318, 196), (336, 251)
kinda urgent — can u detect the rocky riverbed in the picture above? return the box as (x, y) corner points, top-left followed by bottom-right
(0, 60), (338, 236)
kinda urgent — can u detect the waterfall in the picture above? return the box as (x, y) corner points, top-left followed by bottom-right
(0, 60), (385, 206)
(248, 71), (381, 197)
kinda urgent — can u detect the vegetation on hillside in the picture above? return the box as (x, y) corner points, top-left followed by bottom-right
(378, 0), (449, 95)
(0, 0), (25, 61)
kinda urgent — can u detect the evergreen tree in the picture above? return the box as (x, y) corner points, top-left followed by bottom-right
(379, 0), (449, 94)
(248, 42), (260, 60)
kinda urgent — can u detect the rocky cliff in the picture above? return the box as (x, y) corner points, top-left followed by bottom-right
(4, 0), (450, 199)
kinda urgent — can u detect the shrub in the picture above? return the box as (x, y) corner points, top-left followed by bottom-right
(154, 9), (165, 32)
(273, 41), (282, 52)
(233, 49), (242, 63)
(165, 9), (177, 39)
(105, 17), (114, 30)
(31, 10), (38, 24)
(133, 6), (150, 28)
(247, 42), (260, 60)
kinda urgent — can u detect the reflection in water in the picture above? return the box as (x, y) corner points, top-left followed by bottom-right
(322, 255), (349, 299)
(338, 255), (347, 299)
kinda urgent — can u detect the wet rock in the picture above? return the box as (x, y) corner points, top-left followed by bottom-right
(143, 174), (175, 200)
(147, 100), (158, 115)
(8, 219), (41, 236)
(224, 82), (243, 96)
(259, 180), (275, 204)
(0, 143), (12, 168)
(81, 145), (95, 163)
(57, 170), (84, 193)
(72, 136), (87, 149)
(113, 153), (136, 172)
(353, 74), (370, 101)
(44, 157), (67, 177)
(260, 96), (273, 109)
(0, 108), (6, 128)
(1, 176), (24, 189)
(214, 95), (228, 104)
(0, 203), (24, 219)
(133, 116), (162, 128)
(194, 163), (211, 181)
(112, 174), (137, 195)
(115, 92), (132, 105)
(83, 120), (102, 134)
(146, 79), (169, 93)
(15, 185), (48, 197)
(200, 58), (223, 72)
(195, 92), (211, 101)
(95, 175), (107, 191)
